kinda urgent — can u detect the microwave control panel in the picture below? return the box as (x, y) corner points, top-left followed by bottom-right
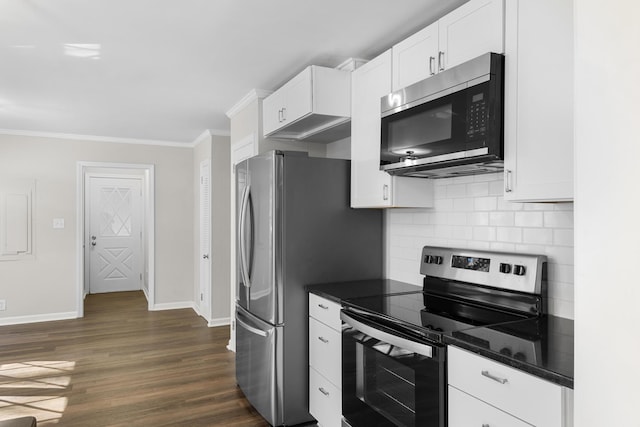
(467, 90), (487, 139)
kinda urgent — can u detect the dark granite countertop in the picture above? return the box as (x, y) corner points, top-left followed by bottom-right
(444, 315), (574, 389)
(306, 279), (574, 389)
(306, 278), (421, 304)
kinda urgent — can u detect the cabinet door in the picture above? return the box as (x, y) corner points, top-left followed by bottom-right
(262, 89), (284, 136)
(281, 66), (312, 126)
(309, 367), (341, 427)
(448, 386), (533, 427)
(503, 0), (573, 202)
(391, 22), (439, 91)
(438, 0), (504, 70)
(350, 50), (394, 208)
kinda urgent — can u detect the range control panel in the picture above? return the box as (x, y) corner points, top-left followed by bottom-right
(420, 246), (547, 295)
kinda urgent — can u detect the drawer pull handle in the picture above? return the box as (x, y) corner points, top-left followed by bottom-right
(317, 336), (329, 344)
(318, 304), (329, 310)
(482, 424), (490, 427)
(318, 387), (330, 396)
(481, 370), (508, 384)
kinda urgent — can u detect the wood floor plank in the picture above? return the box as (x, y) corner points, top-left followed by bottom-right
(0, 291), (270, 426)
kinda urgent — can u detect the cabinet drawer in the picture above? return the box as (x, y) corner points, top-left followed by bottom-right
(309, 367), (341, 427)
(448, 346), (563, 427)
(309, 293), (341, 330)
(448, 386), (532, 427)
(309, 317), (341, 387)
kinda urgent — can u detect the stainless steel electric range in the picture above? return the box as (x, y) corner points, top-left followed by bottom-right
(340, 246), (547, 427)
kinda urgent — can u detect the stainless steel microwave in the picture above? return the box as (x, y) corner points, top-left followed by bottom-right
(380, 52), (504, 178)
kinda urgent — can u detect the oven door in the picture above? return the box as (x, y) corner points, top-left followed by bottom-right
(341, 310), (445, 427)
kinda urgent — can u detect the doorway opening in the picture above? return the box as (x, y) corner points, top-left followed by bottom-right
(76, 162), (155, 318)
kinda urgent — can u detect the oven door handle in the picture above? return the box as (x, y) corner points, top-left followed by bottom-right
(341, 310), (434, 358)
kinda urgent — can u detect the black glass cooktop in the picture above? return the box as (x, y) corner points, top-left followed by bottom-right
(343, 290), (532, 343)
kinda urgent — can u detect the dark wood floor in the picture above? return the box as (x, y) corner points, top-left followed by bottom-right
(0, 291), (270, 426)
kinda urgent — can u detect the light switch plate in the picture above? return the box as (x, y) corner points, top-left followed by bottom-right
(53, 218), (65, 229)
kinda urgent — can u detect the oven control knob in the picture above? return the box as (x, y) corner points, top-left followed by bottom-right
(499, 263), (512, 274)
(424, 255), (434, 264)
(513, 265), (526, 276)
(433, 256), (443, 265)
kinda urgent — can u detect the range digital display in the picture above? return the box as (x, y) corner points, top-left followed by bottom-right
(451, 255), (490, 272)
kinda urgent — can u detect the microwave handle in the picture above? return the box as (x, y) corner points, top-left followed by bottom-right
(341, 310), (434, 358)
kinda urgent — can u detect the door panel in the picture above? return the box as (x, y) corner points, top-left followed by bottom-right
(246, 152), (279, 325)
(89, 177), (142, 293)
(235, 306), (279, 425)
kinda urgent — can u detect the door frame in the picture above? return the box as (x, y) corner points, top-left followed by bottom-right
(76, 161), (155, 317)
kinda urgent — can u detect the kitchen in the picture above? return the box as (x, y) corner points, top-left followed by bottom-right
(0, 0), (638, 426)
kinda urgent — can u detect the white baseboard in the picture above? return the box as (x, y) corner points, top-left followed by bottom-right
(0, 311), (78, 326)
(149, 301), (193, 311)
(208, 317), (230, 327)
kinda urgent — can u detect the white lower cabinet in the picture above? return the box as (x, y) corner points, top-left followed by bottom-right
(308, 294), (342, 427)
(448, 346), (573, 427)
(449, 386), (532, 427)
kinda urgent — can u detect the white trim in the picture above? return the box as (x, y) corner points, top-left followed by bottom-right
(226, 89), (273, 118)
(2, 129), (192, 147)
(150, 301), (194, 311)
(208, 317), (231, 327)
(335, 57), (369, 71)
(76, 161), (155, 317)
(192, 130), (212, 147)
(0, 312), (78, 326)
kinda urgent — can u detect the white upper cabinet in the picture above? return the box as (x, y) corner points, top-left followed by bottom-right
(503, 0), (573, 202)
(262, 65), (351, 142)
(392, 0), (504, 91)
(351, 50), (433, 208)
(392, 23), (439, 92)
(438, 0), (505, 71)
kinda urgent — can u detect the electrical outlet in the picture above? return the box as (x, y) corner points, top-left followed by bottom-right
(0, 300), (6, 311)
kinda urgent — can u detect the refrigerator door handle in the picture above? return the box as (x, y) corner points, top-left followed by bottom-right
(237, 310), (272, 338)
(239, 185), (252, 288)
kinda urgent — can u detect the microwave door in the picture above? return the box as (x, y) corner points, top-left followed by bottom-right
(380, 87), (469, 166)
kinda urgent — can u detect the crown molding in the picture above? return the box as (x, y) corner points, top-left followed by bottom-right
(226, 89), (273, 119)
(0, 128), (192, 147)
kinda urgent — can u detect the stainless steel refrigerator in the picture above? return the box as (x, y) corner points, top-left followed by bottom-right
(235, 150), (382, 426)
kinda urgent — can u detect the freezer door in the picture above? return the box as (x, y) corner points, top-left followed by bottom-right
(235, 306), (282, 426)
(237, 151), (282, 324)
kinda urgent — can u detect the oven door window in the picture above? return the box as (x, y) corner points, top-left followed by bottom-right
(343, 328), (445, 427)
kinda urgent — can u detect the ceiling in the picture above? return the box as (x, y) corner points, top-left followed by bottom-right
(0, 0), (468, 145)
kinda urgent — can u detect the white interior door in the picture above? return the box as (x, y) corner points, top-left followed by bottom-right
(199, 159), (211, 317)
(89, 176), (143, 293)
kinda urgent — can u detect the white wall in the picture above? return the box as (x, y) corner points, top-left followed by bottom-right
(0, 134), (195, 322)
(574, 1), (640, 425)
(386, 172), (574, 319)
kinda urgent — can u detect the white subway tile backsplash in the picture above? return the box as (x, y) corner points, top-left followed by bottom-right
(453, 198), (475, 212)
(515, 211), (544, 227)
(554, 228), (574, 246)
(468, 212), (489, 226)
(386, 173), (575, 319)
(446, 183), (467, 198)
(496, 227), (522, 243)
(475, 196), (497, 211)
(523, 228), (553, 245)
(467, 182), (489, 197)
(544, 211), (574, 228)
(489, 211), (515, 226)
